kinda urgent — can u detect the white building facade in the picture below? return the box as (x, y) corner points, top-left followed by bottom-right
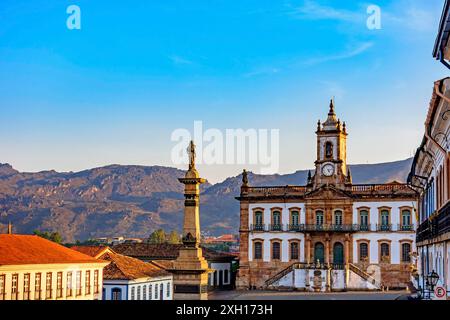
(103, 276), (173, 301)
(0, 235), (108, 300)
(237, 103), (418, 291)
(409, 78), (450, 299)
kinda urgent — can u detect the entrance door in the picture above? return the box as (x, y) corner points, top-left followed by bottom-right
(333, 243), (344, 264)
(314, 242), (324, 263)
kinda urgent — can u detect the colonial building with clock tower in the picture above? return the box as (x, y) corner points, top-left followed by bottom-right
(236, 100), (418, 291)
(313, 100), (350, 188)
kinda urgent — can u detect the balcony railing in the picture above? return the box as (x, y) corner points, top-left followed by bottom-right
(376, 224), (392, 231)
(304, 224), (357, 232)
(417, 201), (450, 242)
(244, 186), (307, 197)
(269, 224), (283, 231)
(351, 183), (413, 193)
(250, 223), (416, 233)
(250, 224), (266, 232)
(397, 224), (415, 232)
(357, 224), (371, 232)
(288, 224), (304, 232)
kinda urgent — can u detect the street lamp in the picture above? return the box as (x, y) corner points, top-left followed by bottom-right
(427, 270), (439, 289)
(424, 270), (440, 299)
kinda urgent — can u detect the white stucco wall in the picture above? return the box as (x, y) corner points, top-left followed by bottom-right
(249, 203), (306, 226)
(347, 270), (378, 290)
(209, 262), (231, 286)
(352, 232), (415, 264)
(0, 263), (105, 300)
(331, 270), (345, 289)
(294, 269), (306, 288)
(248, 233), (305, 262)
(103, 282), (128, 300)
(103, 277), (173, 300)
(352, 201), (417, 228)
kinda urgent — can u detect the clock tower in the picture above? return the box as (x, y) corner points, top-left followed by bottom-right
(310, 99), (351, 189)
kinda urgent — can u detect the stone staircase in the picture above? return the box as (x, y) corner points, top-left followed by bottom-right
(348, 263), (381, 289)
(265, 263), (306, 288)
(264, 262), (382, 290)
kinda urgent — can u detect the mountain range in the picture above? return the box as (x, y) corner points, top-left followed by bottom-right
(0, 158), (413, 242)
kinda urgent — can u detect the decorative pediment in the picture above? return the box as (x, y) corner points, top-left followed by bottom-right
(305, 184), (352, 200)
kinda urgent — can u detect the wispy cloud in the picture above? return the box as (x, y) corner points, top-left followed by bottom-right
(168, 55), (193, 65)
(302, 42), (374, 66)
(287, 0), (364, 23)
(243, 67), (280, 78)
(318, 80), (346, 100)
(288, 0), (440, 33)
(384, 5), (438, 32)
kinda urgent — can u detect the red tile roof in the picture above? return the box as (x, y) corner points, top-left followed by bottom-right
(112, 243), (236, 262)
(70, 246), (111, 259)
(98, 251), (171, 280)
(0, 235), (106, 265)
(150, 260), (174, 270)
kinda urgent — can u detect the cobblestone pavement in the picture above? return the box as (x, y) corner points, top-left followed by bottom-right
(209, 290), (410, 300)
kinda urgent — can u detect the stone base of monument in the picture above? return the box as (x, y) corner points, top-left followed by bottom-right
(169, 246), (212, 300)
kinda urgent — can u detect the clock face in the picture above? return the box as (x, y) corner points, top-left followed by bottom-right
(322, 163), (335, 176)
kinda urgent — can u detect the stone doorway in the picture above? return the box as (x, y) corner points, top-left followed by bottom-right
(314, 242), (325, 263)
(333, 242), (344, 264)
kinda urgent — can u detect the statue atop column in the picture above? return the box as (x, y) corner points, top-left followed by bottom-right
(187, 140), (196, 170)
(172, 140), (210, 300)
(242, 169), (249, 186)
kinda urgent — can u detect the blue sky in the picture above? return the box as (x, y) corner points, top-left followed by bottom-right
(0, 0), (447, 183)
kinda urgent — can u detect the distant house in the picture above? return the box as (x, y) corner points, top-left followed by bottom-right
(203, 234), (240, 254)
(112, 243), (237, 289)
(71, 246), (173, 300)
(0, 235), (108, 300)
(92, 237), (144, 246)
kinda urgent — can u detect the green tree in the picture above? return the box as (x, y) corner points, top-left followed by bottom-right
(168, 230), (181, 244)
(33, 230), (63, 244)
(148, 229), (166, 244)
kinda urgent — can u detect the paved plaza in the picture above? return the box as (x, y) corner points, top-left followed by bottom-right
(209, 290), (410, 300)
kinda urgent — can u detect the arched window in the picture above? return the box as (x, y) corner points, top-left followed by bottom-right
(254, 241), (263, 260)
(291, 210), (300, 226)
(380, 243), (390, 263)
(272, 241), (281, 260)
(316, 210), (324, 226)
(255, 211), (263, 225)
(314, 242), (325, 263)
(325, 142), (333, 158)
(359, 243), (368, 262)
(333, 242), (344, 264)
(290, 242), (299, 260)
(272, 211), (281, 231)
(401, 210), (412, 230)
(401, 243), (411, 263)
(111, 287), (122, 300)
(130, 287), (135, 300)
(166, 282), (171, 298)
(359, 210), (369, 230)
(334, 210), (343, 225)
(380, 209), (390, 231)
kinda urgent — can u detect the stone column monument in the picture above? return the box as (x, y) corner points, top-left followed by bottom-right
(169, 140), (210, 300)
